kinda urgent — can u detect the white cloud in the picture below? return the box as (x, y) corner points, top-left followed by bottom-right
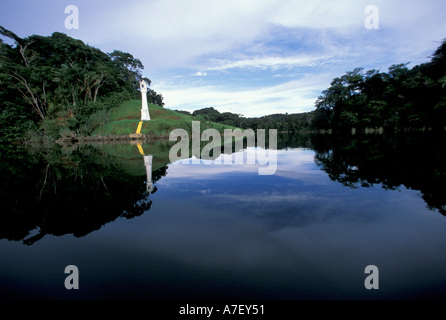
(60, 0), (446, 78)
(3, 0), (446, 118)
(267, 0), (366, 30)
(205, 54), (330, 72)
(156, 72), (333, 116)
(80, 0), (277, 69)
(159, 148), (319, 180)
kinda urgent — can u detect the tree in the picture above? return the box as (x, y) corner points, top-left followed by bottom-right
(0, 26), (165, 140)
(311, 41), (446, 132)
(108, 50), (144, 92)
(147, 88), (164, 107)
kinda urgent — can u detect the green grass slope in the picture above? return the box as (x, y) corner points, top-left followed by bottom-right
(92, 100), (235, 137)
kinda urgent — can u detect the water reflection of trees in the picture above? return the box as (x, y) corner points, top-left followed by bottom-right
(2, 132), (444, 245)
(310, 132), (446, 216)
(0, 143), (168, 245)
(0, 134), (273, 245)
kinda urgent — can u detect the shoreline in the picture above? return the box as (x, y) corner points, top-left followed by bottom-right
(58, 133), (171, 143)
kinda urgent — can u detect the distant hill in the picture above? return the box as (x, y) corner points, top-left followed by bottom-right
(181, 107), (315, 132)
(92, 100), (236, 137)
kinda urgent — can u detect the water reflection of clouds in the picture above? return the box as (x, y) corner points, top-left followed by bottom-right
(150, 145), (443, 238)
(160, 148), (323, 181)
(125, 172), (446, 300)
(154, 148), (402, 231)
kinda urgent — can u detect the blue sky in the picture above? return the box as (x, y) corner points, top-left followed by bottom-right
(1, 0), (446, 117)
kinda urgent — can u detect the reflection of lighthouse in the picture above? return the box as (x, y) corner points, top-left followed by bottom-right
(135, 143), (153, 193)
(140, 80), (151, 121)
(144, 155), (154, 193)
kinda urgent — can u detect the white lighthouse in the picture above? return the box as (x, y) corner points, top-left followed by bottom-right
(140, 80), (151, 121)
(144, 155), (154, 193)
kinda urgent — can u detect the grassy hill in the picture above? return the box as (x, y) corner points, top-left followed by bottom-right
(92, 100), (235, 137)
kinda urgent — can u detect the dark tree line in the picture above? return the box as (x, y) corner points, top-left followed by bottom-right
(0, 27), (164, 142)
(177, 40), (446, 134)
(312, 39), (446, 132)
(176, 107), (314, 132)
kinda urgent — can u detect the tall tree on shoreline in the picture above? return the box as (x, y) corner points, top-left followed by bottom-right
(0, 27), (164, 141)
(311, 39), (446, 132)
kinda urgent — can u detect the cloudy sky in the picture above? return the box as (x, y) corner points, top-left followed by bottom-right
(1, 0), (446, 117)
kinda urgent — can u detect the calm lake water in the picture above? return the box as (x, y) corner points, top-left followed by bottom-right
(1, 132), (445, 300)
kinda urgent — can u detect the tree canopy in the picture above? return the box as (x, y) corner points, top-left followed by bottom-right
(183, 107), (314, 132)
(312, 40), (446, 132)
(0, 27), (164, 142)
